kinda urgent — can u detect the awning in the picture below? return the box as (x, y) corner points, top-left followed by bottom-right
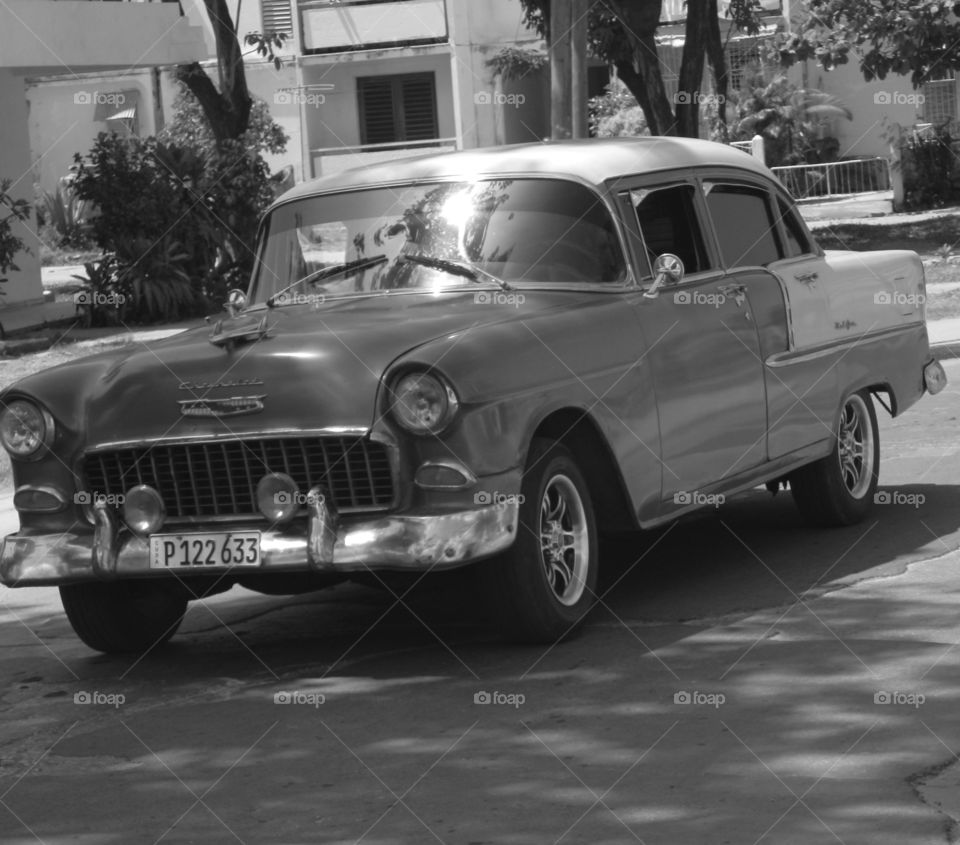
(93, 89), (140, 122)
(106, 106), (137, 121)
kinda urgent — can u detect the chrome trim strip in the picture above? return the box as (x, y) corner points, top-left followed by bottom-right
(765, 323), (924, 368)
(0, 503), (519, 584)
(83, 427), (371, 452)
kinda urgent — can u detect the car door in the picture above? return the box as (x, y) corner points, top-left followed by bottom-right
(622, 180), (768, 509)
(701, 178), (839, 462)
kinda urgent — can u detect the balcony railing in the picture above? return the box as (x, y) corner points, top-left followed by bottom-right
(299, 0), (447, 54)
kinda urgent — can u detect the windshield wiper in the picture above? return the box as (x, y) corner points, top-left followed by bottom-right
(266, 254), (388, 307)
(400, 252), (511, 291)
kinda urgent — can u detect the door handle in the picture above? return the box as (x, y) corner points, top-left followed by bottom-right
(718, 283), (746, 296)
(794, 271), (819, 284)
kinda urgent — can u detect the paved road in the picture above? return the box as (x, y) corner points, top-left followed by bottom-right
(3, 362), (960, 843)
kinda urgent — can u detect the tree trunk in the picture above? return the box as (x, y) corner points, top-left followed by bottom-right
(571, 0), (589, 138)
(704, 0), (729, 140)
(676, 0), (708, 137)
(608, 0), (677, 135)
(174, 0), (252, 144)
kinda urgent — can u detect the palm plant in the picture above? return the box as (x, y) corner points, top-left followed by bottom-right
(734, 73), (852, 166)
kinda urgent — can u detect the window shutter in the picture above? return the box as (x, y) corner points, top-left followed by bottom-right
(261, 0), (293, 34)
(399, 75), (438, 141)
(358, 73), (438, 146)
(358, 78), (398, 145)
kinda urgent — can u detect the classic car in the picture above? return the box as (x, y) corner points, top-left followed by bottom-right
(0, 137), (947, 653)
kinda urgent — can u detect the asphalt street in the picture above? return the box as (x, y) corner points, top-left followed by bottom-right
(3, 360), (960, 844)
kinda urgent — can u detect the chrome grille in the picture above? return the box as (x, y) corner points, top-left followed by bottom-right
(82, 436), (394, 519)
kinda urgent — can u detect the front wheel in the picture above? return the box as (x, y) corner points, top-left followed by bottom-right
(60, 581), (187, 654)
(790, 389), (880, 526)
(487, 439), (598, 643)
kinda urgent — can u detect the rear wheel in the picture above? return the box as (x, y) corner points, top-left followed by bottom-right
(488, 439), (598, 643)
(60, 581), (187, 654)
(790, 390), (879, 526)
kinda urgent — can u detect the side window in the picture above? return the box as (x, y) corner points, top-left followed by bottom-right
(631, 184), (712, 276)
(704, 183), (782, 268)
(777, 196), (814, 258)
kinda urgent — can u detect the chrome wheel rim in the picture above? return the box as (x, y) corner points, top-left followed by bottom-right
(837, 394), (874, 499)
(539, 474), (589, 606)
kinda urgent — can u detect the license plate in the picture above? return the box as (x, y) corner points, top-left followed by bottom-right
(149, 531), (261, 569)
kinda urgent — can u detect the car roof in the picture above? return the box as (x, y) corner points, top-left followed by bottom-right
(273, 137), (773, 206)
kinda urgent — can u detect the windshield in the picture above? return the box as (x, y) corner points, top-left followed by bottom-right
(250, 178), (627, 304)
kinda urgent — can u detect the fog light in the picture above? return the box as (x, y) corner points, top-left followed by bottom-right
(123, 485), (166, 535)
(414, 461), (476, 489)
(924, 360), (947, 395)
(256, 472), (299, 523)
(13, 485), (67, 513)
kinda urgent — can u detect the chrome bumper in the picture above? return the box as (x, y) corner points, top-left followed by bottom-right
(0, 501), (519, 586)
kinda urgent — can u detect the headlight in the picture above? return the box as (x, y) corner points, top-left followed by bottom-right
(0, 399), (54, 459)
(390, 371), (459, 434)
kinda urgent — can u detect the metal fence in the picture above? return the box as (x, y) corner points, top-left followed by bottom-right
(770, 157), (891, 199)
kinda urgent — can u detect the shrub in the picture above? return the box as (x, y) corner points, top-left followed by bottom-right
(73, 132), (275, 323)
(900, 127), (958, 210)
(0, 179), (30, 292)
(588, 78), (649, 138)
(40, 177), (92, 249)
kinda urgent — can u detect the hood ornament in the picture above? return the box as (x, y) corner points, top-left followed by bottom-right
(209, 314), (272, 349)
(179, 395), (266, 418)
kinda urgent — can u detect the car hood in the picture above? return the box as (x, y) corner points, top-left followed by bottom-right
(8, 290), (567, 445)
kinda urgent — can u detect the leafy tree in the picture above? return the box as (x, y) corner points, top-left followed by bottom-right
(175, 0), (289, 143)
(780, 0), (960, 87)
(519, 0), (764, 137)
(161, 83), (288, 158)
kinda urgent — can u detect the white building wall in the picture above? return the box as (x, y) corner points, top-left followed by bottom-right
(0, 70), (43, 306)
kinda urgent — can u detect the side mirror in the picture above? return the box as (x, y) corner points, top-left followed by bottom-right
(225, 288), (248, 317)
(643, 253), (685, 299)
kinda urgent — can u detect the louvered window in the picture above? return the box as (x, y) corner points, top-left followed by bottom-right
(358, 73), (439, 146)
(261, 0), (293, 34)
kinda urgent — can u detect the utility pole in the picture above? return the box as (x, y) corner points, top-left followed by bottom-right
(550, 0), (572, 139)
(571, 0), (588, 138)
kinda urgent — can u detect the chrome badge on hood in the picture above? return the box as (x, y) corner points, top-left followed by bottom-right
(178, 395), (267, 418)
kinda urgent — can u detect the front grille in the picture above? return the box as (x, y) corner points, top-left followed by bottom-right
(82, 436), (394, 519)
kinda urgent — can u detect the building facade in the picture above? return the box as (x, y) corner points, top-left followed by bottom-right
(2, 0), (205, 307)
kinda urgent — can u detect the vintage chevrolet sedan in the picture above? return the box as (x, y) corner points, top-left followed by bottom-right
(0, 137), (947, 652)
